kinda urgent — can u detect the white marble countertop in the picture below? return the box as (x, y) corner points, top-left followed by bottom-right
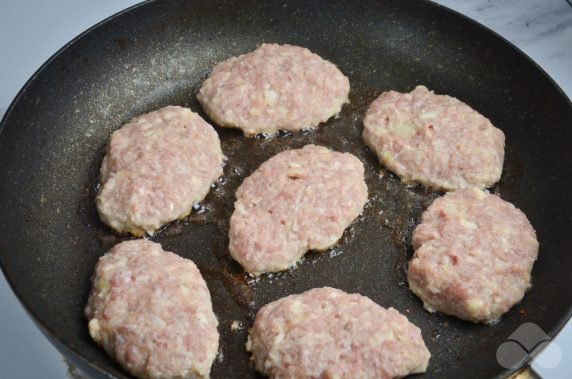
(0, 1), (570, 378)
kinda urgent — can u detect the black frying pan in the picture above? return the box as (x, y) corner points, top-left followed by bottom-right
(1, 0), (571, 378)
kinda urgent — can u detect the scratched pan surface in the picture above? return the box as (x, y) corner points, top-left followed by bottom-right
(0, 0), (571, 378)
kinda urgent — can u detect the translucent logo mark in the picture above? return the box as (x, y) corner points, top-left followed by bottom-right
(496, 322), (562, 370)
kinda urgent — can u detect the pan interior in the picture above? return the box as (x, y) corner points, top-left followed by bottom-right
(0, 0), (571, 378)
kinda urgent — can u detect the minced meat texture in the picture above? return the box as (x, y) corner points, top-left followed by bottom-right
(363, 86), (505, 191)
(197, 43), (350, 136)
(229, 145), (368, 275)
(408, 188), (539, 323)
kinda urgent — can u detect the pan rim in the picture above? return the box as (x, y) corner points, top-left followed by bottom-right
(0, 0), (570, 377)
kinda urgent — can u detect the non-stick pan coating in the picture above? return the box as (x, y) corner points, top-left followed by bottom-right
(0, 1), (571, 378)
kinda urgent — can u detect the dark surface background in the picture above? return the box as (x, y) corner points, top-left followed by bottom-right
(0, 0), (571, 378)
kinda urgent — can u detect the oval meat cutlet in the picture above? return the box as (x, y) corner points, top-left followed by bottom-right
(408, 188), (539, 323)
(197, 43), (350, 136)
(97, 105), (224, 236)
(247, 287), (431, 379)
(84, 240), (219, 379)
(363, 85), (505, 191)
(229, 145), (368, 275)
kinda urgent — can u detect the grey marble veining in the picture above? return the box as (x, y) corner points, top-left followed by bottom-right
(433, 0), (572, 46)
(433, 0), (572, 98)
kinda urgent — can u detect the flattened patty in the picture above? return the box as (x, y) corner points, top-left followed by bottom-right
(363, 86), (505, 191)
(97, 106), (224, 236)
(85, 240), (219, 379)
(197, 43), (350, 136)
(408, 188), (539, 323)
(229, 145), (368, 275)
(247, 287), (430, 378)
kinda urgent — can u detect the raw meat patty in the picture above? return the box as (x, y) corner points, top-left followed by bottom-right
(408, 188), (539, 323)
(229, 145), (368, 274)
(97, 106), (224, 236)
(197, 43), (350, 136)
(363, 85), (505, 191)
(85, 240), (219, 379)
(247, 287), (430, 379)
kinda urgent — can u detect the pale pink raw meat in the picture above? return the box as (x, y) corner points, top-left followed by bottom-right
(85, 240), (219, 379)
(247, 287), (430, 379)
(197, 43), (350, 136)
(97, 106), (224, 236)
(229, 145), (368, 275)
(363, 85), (505, 191)
(408, 188), (539, 323)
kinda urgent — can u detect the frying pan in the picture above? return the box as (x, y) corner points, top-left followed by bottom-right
(0, 0), (570, 378)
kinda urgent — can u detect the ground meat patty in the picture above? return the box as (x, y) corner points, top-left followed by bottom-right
(85, 240), (219, 379)
(247, 287), (430, 378)
(97, 106), (224, 236)
(197, 43), (350, 136)
(363, 85), (505, 191)
(229, 145), (368, 274)
(408, 188), (539, 323)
